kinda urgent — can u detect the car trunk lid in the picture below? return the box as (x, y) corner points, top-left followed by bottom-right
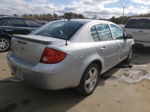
(11, 35), (66, 64)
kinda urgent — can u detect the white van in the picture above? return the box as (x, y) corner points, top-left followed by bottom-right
(125, 18), (150, 47)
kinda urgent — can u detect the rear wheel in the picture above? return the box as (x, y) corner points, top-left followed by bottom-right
(76, 63), (100, 96)
(0, 37), (10, 52)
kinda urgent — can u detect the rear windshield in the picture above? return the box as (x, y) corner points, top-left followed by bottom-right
(125, 19), (150, 29)
(32, 21), (84, 40)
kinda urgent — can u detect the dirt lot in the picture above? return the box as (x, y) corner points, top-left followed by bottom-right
(0, 47), (150, 112)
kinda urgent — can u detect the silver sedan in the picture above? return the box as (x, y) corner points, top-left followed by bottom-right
(7, 19), (134, 95)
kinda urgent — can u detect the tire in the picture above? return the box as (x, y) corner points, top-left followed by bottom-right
(0, 37), (11, 52)
(124, 47), (133, 64)
(76, 63), (100, 96)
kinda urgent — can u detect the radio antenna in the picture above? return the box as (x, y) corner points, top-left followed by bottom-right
(63, 11), (68, 46)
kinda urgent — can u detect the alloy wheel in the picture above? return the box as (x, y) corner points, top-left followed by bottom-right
(84, 67), (98, 93)
(0, 38), (10, 52)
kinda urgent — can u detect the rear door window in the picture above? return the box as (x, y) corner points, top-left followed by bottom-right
(125, 19), (150, 29)
(96, 24), (112, 41)
(91, 24), (112, 41)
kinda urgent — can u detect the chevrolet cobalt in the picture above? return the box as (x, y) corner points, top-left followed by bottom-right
(8, 19), (134, 95)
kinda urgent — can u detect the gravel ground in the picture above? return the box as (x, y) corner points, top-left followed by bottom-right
(0, 47), (150, 112)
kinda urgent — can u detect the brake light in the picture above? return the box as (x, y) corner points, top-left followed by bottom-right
(40, 48), (67, 64)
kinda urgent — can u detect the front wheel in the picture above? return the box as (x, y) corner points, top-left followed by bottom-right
(76, 63), (100, 96)
(0, 37), (10, 52)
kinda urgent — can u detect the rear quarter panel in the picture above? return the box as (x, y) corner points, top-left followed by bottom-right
(55, 42), (104, 84)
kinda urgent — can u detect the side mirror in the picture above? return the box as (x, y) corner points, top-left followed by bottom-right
(124, 34), (133, 40)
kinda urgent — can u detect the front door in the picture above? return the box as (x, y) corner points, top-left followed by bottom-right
(110, 24), (130, 62)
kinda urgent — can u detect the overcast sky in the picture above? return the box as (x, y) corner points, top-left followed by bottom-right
(0, 0), (150, 18)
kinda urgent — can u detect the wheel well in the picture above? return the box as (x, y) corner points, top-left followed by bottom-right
(0, 35), (11, 40)
(91, 60), (102, 72)
(78, 60), (102, 86)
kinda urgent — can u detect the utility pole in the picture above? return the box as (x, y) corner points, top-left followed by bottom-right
(53, 10), (55, 20)
(121, 1), (126, 24)
(121, 3), (125, 17)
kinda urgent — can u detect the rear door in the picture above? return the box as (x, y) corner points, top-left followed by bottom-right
(91, 24), (118, 71)
(110, 24), (130, 62)
(125, 19), (150, 42)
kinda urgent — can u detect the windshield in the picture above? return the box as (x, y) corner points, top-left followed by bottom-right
(32, 21), (84, 40)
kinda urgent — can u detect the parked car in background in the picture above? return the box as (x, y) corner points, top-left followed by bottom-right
(125, 18), (150, 47)
(7, 19), (134, 95)
(118, 24), (125, 29)
(0, 16), (42, 52)
(36, 20), (48, 25)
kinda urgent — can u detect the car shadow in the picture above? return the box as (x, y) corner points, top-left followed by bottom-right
(98, 67), (120, 86)
(132, 46), (150, 65)
(0, 77), (86, 112)
(0, 65), (126, 112)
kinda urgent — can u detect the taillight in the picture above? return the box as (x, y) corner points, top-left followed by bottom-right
(40, 48), (67, 64)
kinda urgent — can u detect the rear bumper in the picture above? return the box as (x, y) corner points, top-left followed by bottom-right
(7, 52), (81, 90)
(135, 41), (150, 47)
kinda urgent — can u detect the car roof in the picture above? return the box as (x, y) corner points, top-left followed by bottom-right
(56, 19), (113, 24)
(0, 16), (34, 20)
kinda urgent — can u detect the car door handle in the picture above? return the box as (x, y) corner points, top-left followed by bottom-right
(5, 29), (13, 32)
(100, 46), (106, 52)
